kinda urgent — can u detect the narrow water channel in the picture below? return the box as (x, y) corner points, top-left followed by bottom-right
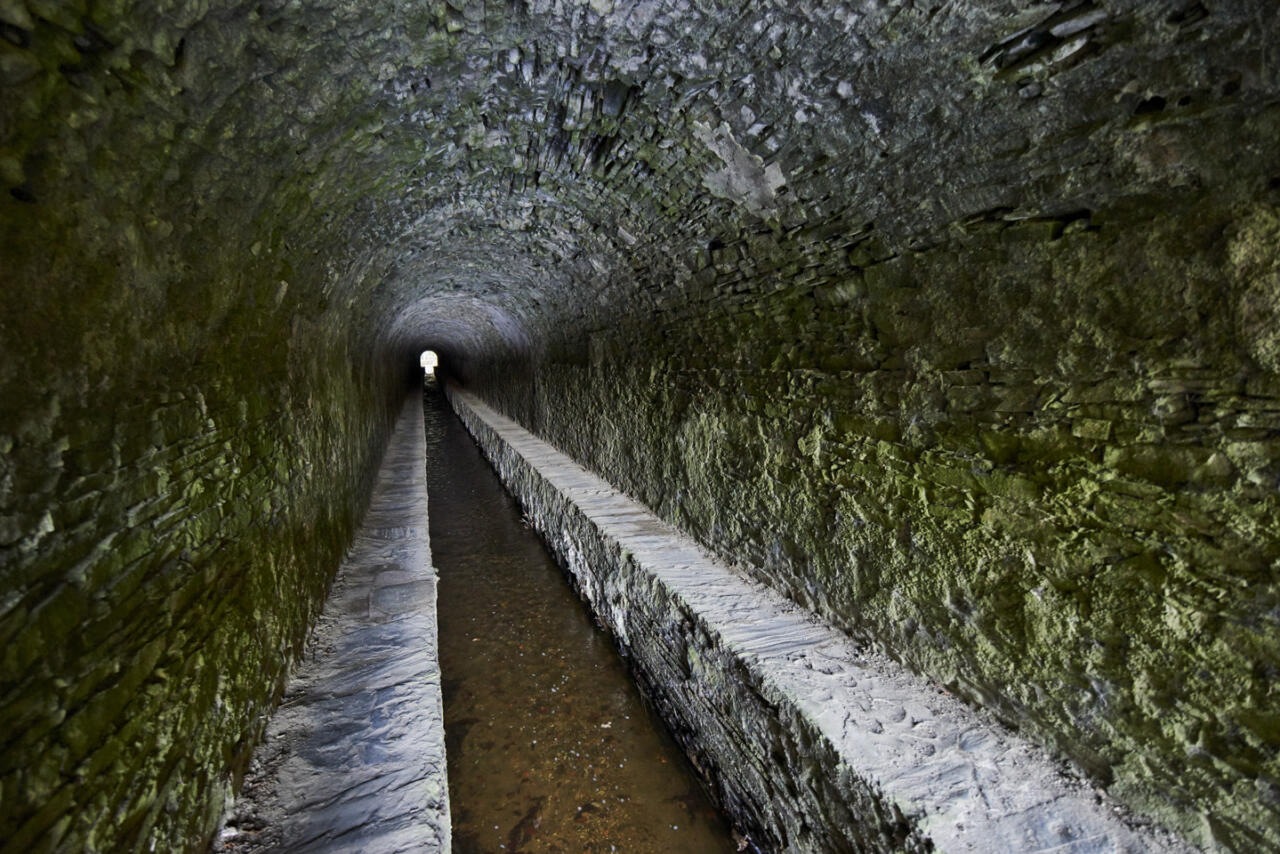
(423, 384), (738, 854)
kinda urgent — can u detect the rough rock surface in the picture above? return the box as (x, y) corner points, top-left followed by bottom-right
(215, 397), (448, 854)
(0, 0), (1277, 850)
(449, 386), (1192, 854)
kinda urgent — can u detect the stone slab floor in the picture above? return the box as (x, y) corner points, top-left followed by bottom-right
(215, 396), (449, 853)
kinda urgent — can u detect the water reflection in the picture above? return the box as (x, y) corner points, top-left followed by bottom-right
(424, 385), (737, 854)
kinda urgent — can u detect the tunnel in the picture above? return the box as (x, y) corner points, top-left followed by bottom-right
(1, 0), (1278, 850)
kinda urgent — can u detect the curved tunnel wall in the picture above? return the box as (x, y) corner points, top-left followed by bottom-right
(1, 0), (1278, 850)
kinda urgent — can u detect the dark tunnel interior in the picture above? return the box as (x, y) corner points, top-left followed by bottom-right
(1, 0), (1278, 850)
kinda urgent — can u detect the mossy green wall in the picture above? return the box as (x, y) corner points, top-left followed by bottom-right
(0, 0), (490, 846)
(470, 179), (1280, 851)
(3, 0), (1278, 849)
(0, 9), (416, 843)
(0, 192), (410, 851)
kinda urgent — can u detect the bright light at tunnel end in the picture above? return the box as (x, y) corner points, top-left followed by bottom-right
(420, 350), (439, 376)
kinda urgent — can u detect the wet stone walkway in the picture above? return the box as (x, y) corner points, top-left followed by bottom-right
(217, 396), (449, 853)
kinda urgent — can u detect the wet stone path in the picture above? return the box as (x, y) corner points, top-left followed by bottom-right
(217, 397), (449, 853)
(424, 385), (737, 854)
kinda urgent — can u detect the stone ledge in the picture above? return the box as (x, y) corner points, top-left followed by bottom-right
(215, 396), (450, 854)
(447, 385), (1194, 854)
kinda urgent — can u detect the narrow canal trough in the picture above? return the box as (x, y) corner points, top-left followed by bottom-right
(217, 385), (1198, 854)
(424, 383), (737, 854)
(446, 385), (1194, 854)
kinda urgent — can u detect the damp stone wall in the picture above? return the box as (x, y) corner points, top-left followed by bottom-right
(0, 205), (411, 852)
(0, 0), (427, 849)
(466, 184), (1280, 851)
(2, 0), (1278, 850)
(449, 386), (1200, 854)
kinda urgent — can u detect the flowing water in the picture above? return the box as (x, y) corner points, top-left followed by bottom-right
(423, 385), (738, 854)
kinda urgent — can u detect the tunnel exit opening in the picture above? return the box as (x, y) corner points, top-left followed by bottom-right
(420, 349), (439, 376)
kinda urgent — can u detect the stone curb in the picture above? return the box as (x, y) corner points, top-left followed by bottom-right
(448, 385), (1193, 854)
(217, 395), (450, 853)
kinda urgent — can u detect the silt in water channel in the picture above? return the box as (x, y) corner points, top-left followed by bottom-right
(423, 385), (738, 854)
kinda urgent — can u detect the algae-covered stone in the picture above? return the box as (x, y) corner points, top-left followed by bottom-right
(1228, 205), (1280, 373)
(3, 0), (1279, 851)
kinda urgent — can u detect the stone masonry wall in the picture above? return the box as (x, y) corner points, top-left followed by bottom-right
(0, 209), (411, 851)
(469, 183), (1280, 851)
(3, 0), (1279, 850)
(0, 0), (434, 849)
(0, 90), (414, 854)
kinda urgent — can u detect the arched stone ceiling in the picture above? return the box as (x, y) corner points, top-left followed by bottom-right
(3, 2), (1279, 850)
(6, 0), (1270, 378)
